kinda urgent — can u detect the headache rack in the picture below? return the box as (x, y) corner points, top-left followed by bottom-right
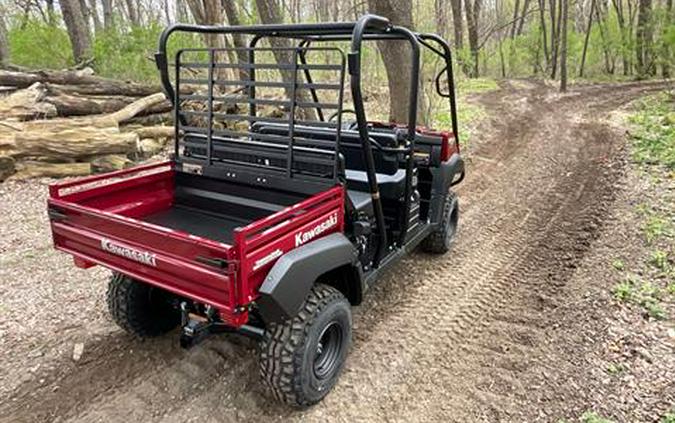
(155, 14), (460, 266)
(172, 45), (347, 195)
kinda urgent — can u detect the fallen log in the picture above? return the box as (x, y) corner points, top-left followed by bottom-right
(130, 126), (174, 139)
(0, 69), (161, 96)
(44, 93), (132, 117)
(0, 82), (57, 120)
(91, 154), (133, 173)
(0, 93), (166, 161)
(12, 161), (91, 180)
(45, 93), (171, 118)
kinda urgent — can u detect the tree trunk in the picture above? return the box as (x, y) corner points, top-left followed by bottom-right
(87, 0), (102, 32)
(223, 0), (249, 81)
(549, 0), (557, 75)
(0, 10), (9, 68)
(663, 0), (673, 77)
(450, 0), (463, 50)
(560, 0), (568, 91)
(255, 0), (317, 120)
(435, 0), (448, 37)
(125, 0), (140, 26)
(516, 0), (532, 35)
(596, 1), (615, 73)
(367, 0), (427, 124)
(102, 0), (114, 29)
(538, 0), (550, 68)
(579, 0), (595, 77)
(635, 0), (654, 78)
(612, 0), (631, 75)
(550, 0), (563, 79)
(186, 0), (233, 82)
(465, 0), (482, 77)
(511, 0), (522, 38)
(59, 0), (92, 64)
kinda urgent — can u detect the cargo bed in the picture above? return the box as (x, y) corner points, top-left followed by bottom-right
(48, 161), (344, 326)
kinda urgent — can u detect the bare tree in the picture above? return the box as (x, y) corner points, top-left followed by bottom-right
(0, 9), (9, 68)
(663, 0), (673, 77)
(612, 0), (632, 75)
(60, 0), (92, 63)
(516, 0), (531, 35)
(560, 0), (568, 91)
(435, 0), (447, 36)
(101, 0), (114, 29)
(510, 0), (522, 38)
(635, 0), (655, 77)
(579, 0), (596, 77)
(125, 0), (140, 26)
(538, 0), (549, 67)
(450, 0), (463, 50)
(464, 0), (482, 77)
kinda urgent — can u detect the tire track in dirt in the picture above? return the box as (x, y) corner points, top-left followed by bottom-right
(2, 80), (670, 423)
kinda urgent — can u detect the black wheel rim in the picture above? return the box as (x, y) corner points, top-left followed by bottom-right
(313, 322), (343, 380)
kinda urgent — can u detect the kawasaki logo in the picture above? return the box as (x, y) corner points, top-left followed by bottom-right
(294, 213), (338, 247)
(101, 238), (157, 267)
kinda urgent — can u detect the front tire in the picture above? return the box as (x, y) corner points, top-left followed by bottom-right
(259, 284), (352, 408)
(106, 272), (181, 338)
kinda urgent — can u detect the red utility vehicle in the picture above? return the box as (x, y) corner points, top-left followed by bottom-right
(47, 14), (464, 407)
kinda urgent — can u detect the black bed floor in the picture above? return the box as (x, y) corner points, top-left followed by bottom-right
(143, 205), (251, 244)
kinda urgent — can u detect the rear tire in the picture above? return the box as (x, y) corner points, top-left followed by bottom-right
(106, 272), (181, 338)
(421, 191), (459, 254)
(259, 284), (352, 408)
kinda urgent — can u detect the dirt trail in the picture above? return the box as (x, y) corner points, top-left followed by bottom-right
(1, 80), (671, 423)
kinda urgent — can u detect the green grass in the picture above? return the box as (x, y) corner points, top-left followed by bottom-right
(611, 259), (625, 271)
(581, 411), (615, 423)
(628, 93), (675, 170)
(606, 363), (624, 375)
(649, 250), (670, 272)
(456, 77), (500, 94)
(613, 278), (635, 302)
(662, 412), (675, 423)
(636, 205), (673, 244)
(612, 277), (667, 320)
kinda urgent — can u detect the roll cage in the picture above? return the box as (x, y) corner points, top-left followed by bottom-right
(154, 14), (460, 268)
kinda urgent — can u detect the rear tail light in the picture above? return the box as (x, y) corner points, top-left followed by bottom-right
(439, 131), (458, 161)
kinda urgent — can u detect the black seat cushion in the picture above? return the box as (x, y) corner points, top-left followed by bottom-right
(345, 169), (406, 200)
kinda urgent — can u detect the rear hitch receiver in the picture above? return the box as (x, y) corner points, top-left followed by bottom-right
(179, 302), (265, 349)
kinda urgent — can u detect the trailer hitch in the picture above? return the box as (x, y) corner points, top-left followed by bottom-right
(179, 302), (265, 349)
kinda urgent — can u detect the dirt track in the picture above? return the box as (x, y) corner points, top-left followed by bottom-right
(1, 80), (672, 422)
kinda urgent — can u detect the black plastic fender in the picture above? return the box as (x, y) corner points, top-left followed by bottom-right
(256, 233), (358, 324)
(429, 153), (464, 223)
(428, 153), (464, 224)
